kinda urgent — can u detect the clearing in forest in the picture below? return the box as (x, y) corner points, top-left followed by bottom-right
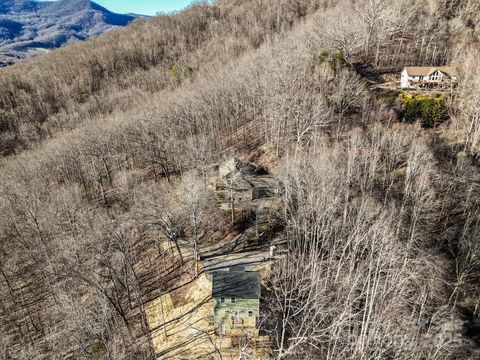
(145, 273), (271, 359)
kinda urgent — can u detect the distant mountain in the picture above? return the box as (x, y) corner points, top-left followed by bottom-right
(0, 0), (140, 65)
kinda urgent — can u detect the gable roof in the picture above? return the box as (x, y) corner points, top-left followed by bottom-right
(212, 271), (260, 299)
(404, 66), (457, 77)
(220, 157), (256, 179)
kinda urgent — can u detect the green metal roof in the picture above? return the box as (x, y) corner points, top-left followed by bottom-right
(212, 271), (260, 299)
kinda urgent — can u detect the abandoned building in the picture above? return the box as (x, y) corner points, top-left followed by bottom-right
(219, 157), (256, 179)
(212, 269), (261, 336)
(216, 158), (277, 202)
(400, 66), (457, 89)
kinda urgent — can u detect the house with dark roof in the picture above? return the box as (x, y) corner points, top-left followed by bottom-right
(400, 66), (458, 89)
(212, 269), (260, 335)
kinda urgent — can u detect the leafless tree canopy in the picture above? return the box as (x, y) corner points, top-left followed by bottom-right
(0, 0), (479, 359)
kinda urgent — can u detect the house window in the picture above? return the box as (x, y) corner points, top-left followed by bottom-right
(231, 297), (236, 304)
(248, 310), (253, 317)
(430, 71), (442, 81)
(220, 297), (225, 304)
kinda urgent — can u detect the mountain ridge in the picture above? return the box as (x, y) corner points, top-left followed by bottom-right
(0, 0), (140, 64)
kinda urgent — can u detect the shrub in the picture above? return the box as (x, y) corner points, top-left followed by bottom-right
(400, 93), (448, 128)
(313, 50), (346, 71)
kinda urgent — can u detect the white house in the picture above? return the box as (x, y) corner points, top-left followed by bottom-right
(400, 66), (458, 89)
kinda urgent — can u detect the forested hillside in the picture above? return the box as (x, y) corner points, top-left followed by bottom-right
(0, 0), (479, 359)
(0, 0), (137, 64)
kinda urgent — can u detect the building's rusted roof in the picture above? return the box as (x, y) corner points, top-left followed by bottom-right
(220, 158), (256, 179)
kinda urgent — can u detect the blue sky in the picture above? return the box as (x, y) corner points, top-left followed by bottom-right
(94, 0), (195, 15)
(38, 1), (196, 15)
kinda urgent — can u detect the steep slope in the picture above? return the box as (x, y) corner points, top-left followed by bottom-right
(0, 19), (24, 40)
(0, 0), (318, 157)
(0, 1), (479, 360)
(0, 0), (136, 62)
